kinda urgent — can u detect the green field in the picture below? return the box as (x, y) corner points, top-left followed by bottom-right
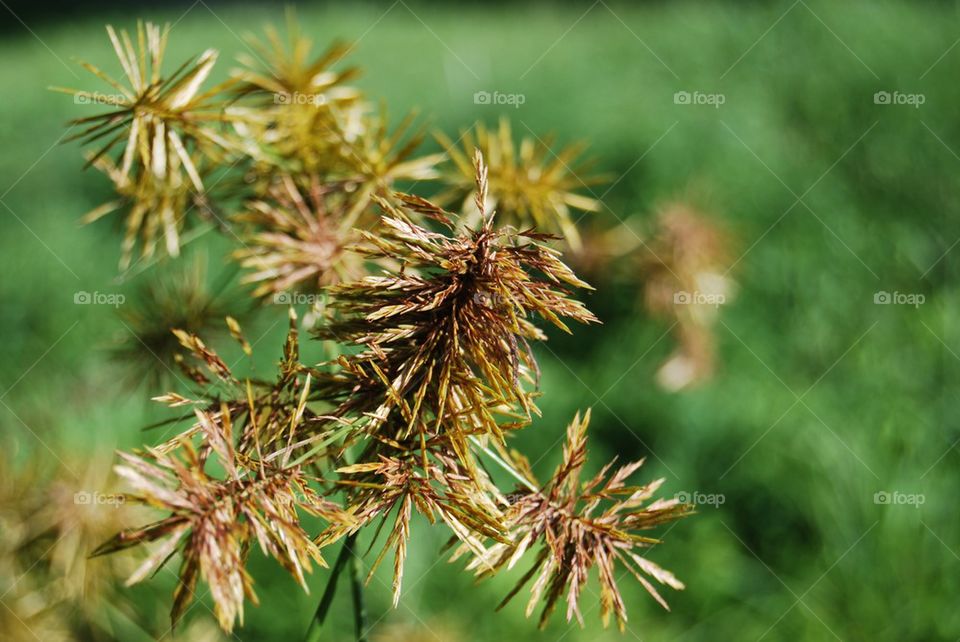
(1, 1), (958, 640)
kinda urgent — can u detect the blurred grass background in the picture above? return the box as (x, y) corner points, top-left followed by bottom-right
(1, 0), (959, 640)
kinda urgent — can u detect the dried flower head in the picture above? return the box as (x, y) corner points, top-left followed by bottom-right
(233, 174), (369, 297)
(233, 15), (360, 103)
(457, 410), (692, 630)
(295, 153), (600, 613)
(115, 255), (241, 388)
(228, 17), (442, 229)
(85, 152), (204, 269)
(319, 452), (504, 607)
(0, 448), (145, 641)
(640, 202), (735, 391)
(314, 152), (598, 460)
(157, 311), (356, 463)
(436, 119), (603, 250)
(335, 108), (444, 216)
(96, 409), (347, 632)
(230, 15), (362, 174)
(54, 21), (235, 267)
(64, 17), (699, 638)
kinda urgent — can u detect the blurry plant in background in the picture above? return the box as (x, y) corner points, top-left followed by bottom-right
(112, 254), (245, 388)
(434, 118), (603, 249)
(41, 13), (718, 640)
(233, 173), (370, 297)
(0, 451), (141, 640)
(639, 202), (735, 391)
(571, 199), (735, 391)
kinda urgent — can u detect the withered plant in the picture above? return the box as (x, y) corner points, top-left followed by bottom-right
(569, 199), (736, 392)
(113, 254), (244, 388)
(0, 447), (157, 641)
(435, 118), (603, 250)
(233, 173), (370, 298)
(639, 202), (736, 391)
(59, 16), (695, 639)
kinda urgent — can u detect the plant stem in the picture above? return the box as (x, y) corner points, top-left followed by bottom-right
(304, 534), (352, 642)
(468, 435), (538, 492)
(347, 534), (368, 642)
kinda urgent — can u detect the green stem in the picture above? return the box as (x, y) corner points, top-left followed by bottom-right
(304, 533), (353, 642)
(347, 534), (368, 642)
(468, 435), (538, 492)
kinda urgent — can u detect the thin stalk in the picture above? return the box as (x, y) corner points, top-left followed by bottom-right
(468, 435), (538, 492)
(304, 533), (352, 642)
(347, 534), (368, 642)
(280, 424), (355, 468)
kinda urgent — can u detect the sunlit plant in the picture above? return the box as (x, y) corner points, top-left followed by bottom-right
(58, 16), (693, 639)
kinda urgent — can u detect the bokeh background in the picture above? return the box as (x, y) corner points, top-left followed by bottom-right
(1, 1), (958, 640)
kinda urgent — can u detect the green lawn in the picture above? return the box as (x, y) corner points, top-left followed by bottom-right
(1, 1), (958, 640)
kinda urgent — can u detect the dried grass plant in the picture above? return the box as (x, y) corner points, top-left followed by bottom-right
(58, 15), (695, 639)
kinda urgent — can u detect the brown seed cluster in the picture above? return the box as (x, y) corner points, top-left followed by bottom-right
(455, 410), (692, 631)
